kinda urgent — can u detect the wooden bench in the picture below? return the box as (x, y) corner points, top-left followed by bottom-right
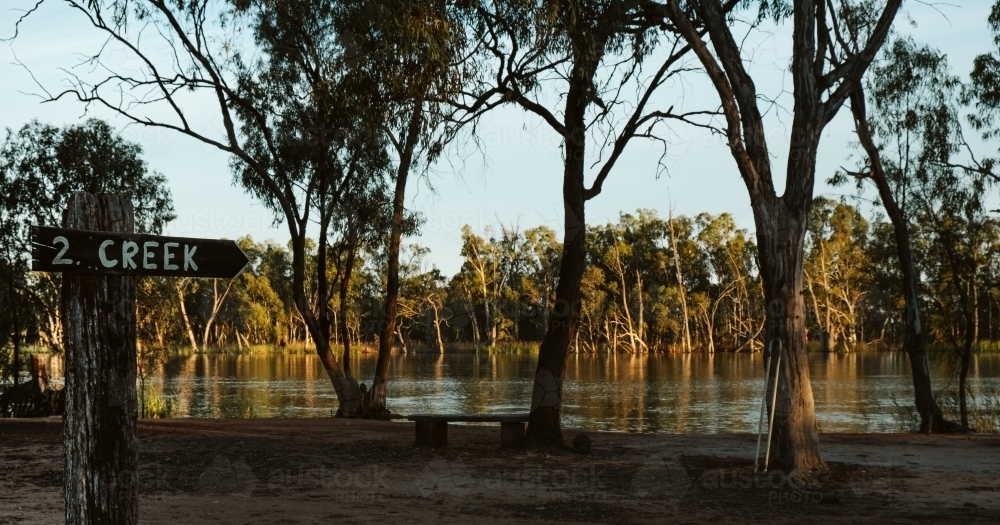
(407, 414), (530, 448)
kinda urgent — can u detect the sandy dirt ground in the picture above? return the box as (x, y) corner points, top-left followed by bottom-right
(1, 417), (998, 524)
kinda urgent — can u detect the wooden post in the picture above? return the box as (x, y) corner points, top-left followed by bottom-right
(61, 193), (138, 525)
(500, 422), (526, 449)
(415, 421), (448, 447)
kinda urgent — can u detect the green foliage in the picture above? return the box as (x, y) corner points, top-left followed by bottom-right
(0, 344), (14, 389)
(139, 385), (176, 419)
(577, 209), (761, 352)
(804, 198), (874, 349)
(0, 119), (175, 235)
(967, 0), (1000, 148)
(0, 119), (175, 357)
(147, 201), (1000, 356)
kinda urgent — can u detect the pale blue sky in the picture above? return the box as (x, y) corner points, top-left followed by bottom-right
(2, 1), (996, 275)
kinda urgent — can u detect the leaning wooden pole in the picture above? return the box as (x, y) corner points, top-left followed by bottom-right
(61, 192), (138, 525)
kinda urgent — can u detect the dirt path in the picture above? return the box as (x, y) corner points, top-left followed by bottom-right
(1, 418), (998, 524)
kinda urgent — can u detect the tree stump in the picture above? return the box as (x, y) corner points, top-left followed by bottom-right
(62, 193), (138, 525)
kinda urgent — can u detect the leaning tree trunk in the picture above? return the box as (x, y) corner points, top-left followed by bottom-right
(201, 279), (232, 350)
(467, 297), (481, 349)
(432, 305), (445, 354)
(365, 99), (423, 417)
(290, 232), (362, 416)
(175, 280), (199, 351)
(61, 192), (138, 525)
(525, 83), (589, 447)
(849, 89), (956, 433)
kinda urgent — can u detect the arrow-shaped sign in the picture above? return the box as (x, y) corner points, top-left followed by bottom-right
(31, 226), (249, 279)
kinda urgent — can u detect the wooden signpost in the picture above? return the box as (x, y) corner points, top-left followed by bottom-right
(32, 192), (248, 525)
(31, 226), (249, 278)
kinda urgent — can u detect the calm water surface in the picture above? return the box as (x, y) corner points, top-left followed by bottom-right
(129, 351), (1000, 433)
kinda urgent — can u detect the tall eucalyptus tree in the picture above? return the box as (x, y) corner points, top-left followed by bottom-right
(842, 37), (964, 432)
(17, 0), (460, 416)
(453, 0), (727, 447)
(659, 0), (902, 472)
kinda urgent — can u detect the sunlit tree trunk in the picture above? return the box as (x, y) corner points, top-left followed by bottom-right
(636, 271), (646, 346)
(366, 98), (423, 416)
(757, 202), (826, 472)
(668, 209), (691, 352)
(201, 279), (234, 350)
(467, 296), (481, 349)
(175, 279), (198, 351)
(430, 301), (445, 354)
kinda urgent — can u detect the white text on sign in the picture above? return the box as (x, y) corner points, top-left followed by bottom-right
(95, 239), (199, 271)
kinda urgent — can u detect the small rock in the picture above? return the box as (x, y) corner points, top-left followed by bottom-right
(573, 433), (591, 455)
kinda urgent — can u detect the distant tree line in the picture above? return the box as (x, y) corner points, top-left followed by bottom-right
(129, 202), (1000, 356)
(5, 120), (999, 358)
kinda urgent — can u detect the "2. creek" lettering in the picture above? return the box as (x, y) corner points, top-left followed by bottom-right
(97, 240), (198, 271)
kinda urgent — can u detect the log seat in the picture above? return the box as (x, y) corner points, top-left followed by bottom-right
(406, 413), (530, 448)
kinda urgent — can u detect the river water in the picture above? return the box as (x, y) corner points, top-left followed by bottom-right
(120, 351), (999, 433)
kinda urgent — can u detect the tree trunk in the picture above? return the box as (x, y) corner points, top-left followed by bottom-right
(317, 212), (332, 349)
(61, 192), (138, 525)
(431, 303), (445, 354)
(636, 271), (646, 347)
(662, 0), (905, 472)
(849, 89), (955, 433)
(365, 98), (423, 417)
(486, 297), (496, 348)
(819, 241), (835, 349)
(12, 291), (20, 391)
(757, 204), (827, 473)
(467, 298), (481, 349)
(290, 232), (362, 417)
(339, 239), (357, 379)
(971, 280), (979, 349)
(482, 290), (492, 348)
(959, 276), (978, 429)
(702, 308), (715, 353)
(615, 248), (638, 351)
(201, 279), (233, 350)
(526, 80), (589, 447)
(668, 209), (691, 352)
(804, 269), (828, 351)
(174, 281), (198, 351)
